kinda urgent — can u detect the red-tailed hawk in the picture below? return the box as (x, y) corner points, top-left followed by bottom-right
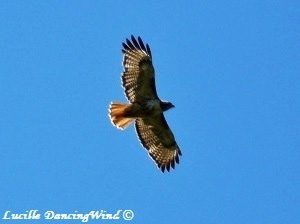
(108, 35), (182, 172)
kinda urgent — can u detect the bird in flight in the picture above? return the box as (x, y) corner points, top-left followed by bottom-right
(108, 35), (182, 172)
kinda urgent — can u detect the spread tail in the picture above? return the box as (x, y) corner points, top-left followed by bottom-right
(108, 102), (134, 129)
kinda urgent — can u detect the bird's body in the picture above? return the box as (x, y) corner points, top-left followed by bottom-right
(109, 35), (182, 172)
(111, 100), (173, 122)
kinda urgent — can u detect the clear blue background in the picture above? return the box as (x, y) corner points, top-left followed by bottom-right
(0, 1), (299, 223)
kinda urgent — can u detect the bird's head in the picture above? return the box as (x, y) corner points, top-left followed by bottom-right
(161, 101), (175, 112)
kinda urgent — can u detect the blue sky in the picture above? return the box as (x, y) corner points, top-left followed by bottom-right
(0, 1), (299, 223)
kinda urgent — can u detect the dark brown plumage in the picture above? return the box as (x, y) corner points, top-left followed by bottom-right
(109, 35), (182, 172)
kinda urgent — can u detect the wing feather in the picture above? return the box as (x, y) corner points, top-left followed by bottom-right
(122, 35), (159, 103)
(131, 35), (140, 49)
(137, 36), (147, 52)
(126, 37), (136, 50)
(135, 115), (182, 172)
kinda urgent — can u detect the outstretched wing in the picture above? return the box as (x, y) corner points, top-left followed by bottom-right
(122, 35), (159, 103)
(135, 115), (182, 172)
